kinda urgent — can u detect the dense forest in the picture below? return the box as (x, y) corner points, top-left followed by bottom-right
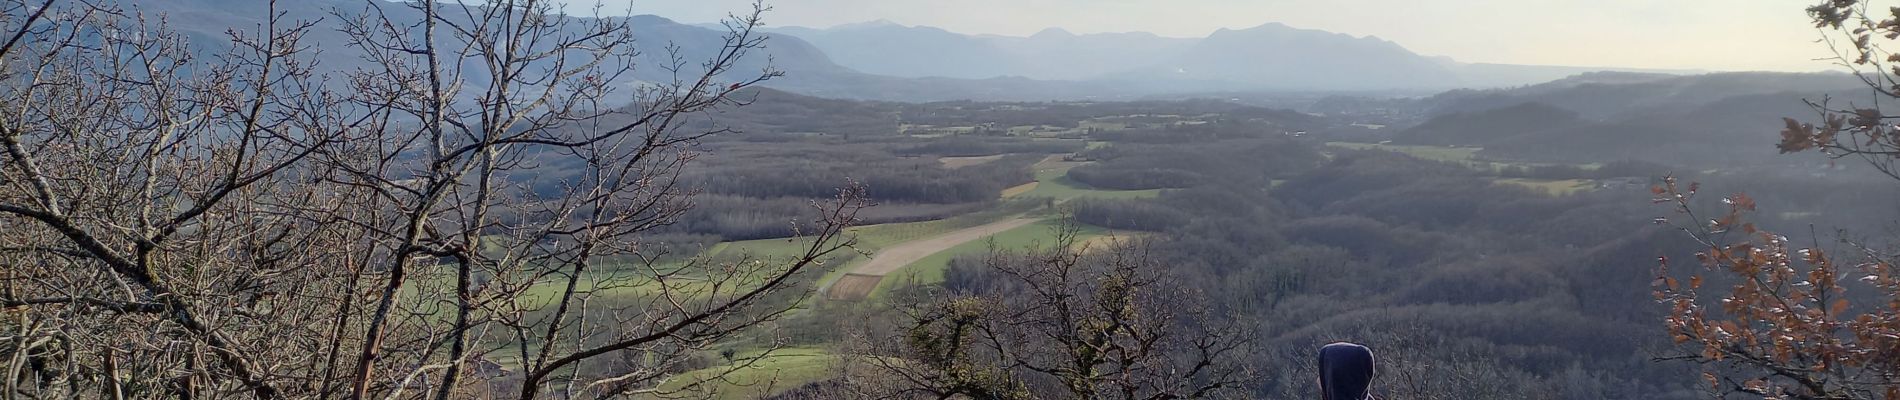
(684, 75), (1900, 398)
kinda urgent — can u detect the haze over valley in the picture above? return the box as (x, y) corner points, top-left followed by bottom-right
(1, 1), (1896, 399)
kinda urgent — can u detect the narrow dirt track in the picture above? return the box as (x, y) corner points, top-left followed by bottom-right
(822, 217), (1040, 299)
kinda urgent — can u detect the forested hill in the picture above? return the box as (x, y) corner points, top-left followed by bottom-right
(1358, 72), (1875, 168)
(1391, 102), (1583, 146)
(1420, 71), (1863, 119)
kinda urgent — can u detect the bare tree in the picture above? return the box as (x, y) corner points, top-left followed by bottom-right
(852, 221), (1254, 400)
(1646, 1), (1900, 399)
(0, 0), (863, 399)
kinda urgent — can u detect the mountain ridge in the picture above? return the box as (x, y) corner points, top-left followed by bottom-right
(101, 1), (1722, 102)
(770, 19), (1707, 91)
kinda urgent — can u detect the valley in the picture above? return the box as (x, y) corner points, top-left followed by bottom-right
(4, 1), (1894, 399)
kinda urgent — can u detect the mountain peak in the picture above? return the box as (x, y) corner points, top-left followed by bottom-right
(1220, 22), (1325, 36)
(1210, 22), (1404, 48)
(1031, 27), (1076, 38)
(629, 14), (680, 26)
(834, 19), (903, 30)
(1245, 22), (1292, 30)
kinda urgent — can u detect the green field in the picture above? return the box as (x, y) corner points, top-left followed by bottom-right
(1012, 159), (1162, 201)
(1493, 178), (1596, 196)
(721, 200), (1045, 303)
(424, 154), (1147, 315)
(1008, 124), (1085, 137)
(644, 347), (838, 400)
(711, 199), (1041, 263)
(1324, 142), (1481, 162)
(1078, 120), (1130, 131)
(401, 260), (705, 313)
(870, 219), (1108, 298)
(852, 202), (1038, 248)
(512, 273), (667, 302)
(899, 124), (978, 137)
(438, 149), (1157, 392)
(1324, 141), (1602, 172)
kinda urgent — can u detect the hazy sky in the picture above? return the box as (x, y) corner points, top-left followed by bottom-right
(598, 0), (1840, 72)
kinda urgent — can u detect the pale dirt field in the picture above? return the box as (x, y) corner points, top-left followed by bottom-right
(826, 274), (885, 301)
(851, 217), (1038, 277)
(822, 217), (1040, 300)
(1000, 182), (1038, 197)
(1072, 233), (1140, 252)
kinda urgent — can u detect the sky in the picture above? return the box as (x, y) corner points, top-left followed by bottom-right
(596, 0), (1842, 72)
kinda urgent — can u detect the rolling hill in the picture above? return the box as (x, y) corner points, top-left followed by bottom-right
(1379, 72), (1870, 168)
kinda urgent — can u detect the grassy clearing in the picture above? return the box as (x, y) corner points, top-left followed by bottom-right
(1073, 233), (1142, 253)
(869, 219), (1108, 298)
(1078, 120), (1130, 131)
(1008, 124), (1085, 137)
(1000, 182), (1039, 197)
(853, 200), (1041, 249)
(1325, 142), (1603, 173)
(511, 267), (739, 302)
(705, 205), (1037, 266)
(802, 200), (1044, 296)
(1326, 142), (1604, 197)
(1018, 169), (1161, 201)
(1493, 178), (1596, 196)
(401, 259), (708, 311)
(938, 154), (1004, 169)
(1780, 211), (1822, 220)
(1010, 156), (1162, 201)
(900, 124), (977, 137)
(1324, 142), (1480, 162)
(435, 200), (1045, 312)
(708, 238), (824, 263)
(644, 347), (838, 400)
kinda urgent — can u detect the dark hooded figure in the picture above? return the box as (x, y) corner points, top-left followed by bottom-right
(1318, 342), (1375, 400)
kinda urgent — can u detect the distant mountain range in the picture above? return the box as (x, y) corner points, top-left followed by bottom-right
(764, 21), (1702, 92)
(766, 21), (1195, 81)
(108, 1), (1713, 101)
